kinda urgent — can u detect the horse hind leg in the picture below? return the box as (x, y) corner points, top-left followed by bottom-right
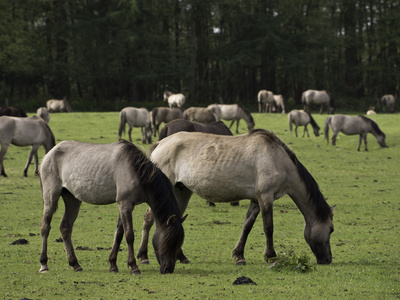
(137, 207), (155, 264)
(24, 146), (40, 177)
(60, 189), (83, 272)
(232, 200), (260, 265)
(0, 143), (10, 177)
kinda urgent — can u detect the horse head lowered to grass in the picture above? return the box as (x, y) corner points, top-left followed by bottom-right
(39, 140), (185, 275)
(137, 129), (335, 266)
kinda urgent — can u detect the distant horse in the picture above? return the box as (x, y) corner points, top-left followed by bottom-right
(159, 119), (232, 141)
(151, 107), (184, 137)
(273, 95), (286, 113)
(302, 90), (335, 114)
(379, 94), (395, 113)
(288, 109), (320, 137)
(183, 107), (217, 123)
(163, 91), (185, 108)
(208, 104), (255, 133)
(0, 106), (28, 117)
(366, 106), (376, 115)
(0, 116), (55, 177)
(137, 130), (335, 266)
(257, 90), (275, 113)
(324, 114), (388, 151)
(46, 98), (73, 112)
(36, 107), (50, 123)
(39, 140), (185, 275)
(118, 107), (152, 144)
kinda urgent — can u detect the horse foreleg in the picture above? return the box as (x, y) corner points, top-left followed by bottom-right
(303, 125), (309, 138)
(320, 105), (323, 114)
(0, 143), (10, 177)
(259, 195), (276, 261)
(60, 190), (83, 272)
(137, 207), (154, 264)
(118, 203), (140, 275)
(358, 134), (368, 151)
(232, 200), (260, 265)
(109, 215), (124, 272)
(23, 145), (39, 177)
(140, 127), (145, 143)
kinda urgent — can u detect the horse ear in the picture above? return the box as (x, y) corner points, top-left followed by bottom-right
(167, 215), (177, 226)
(331, 204), (337, 213)
(181, 214), (188, 223)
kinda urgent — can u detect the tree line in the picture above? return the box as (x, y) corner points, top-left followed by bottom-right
(0, 0), (399, 112)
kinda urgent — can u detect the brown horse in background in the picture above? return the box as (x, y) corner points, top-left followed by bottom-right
(0, 106), (28, 117)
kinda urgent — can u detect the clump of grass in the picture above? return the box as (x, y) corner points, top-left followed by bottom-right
(269, 247), (314, 273)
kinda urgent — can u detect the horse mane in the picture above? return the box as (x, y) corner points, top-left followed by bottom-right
(305, 111), (320, 129)
(237, 104), (254, 124)
(358, 115), (385, 137)
(327, 91), (335, 107)
(43, 122), (56, 148)
(249, 129), (331, 221)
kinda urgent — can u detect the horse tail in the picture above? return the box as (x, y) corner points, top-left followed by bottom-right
(288, 113), (293, 135)
(324, 116), (332, 144)
(158, 124), (168, 141)
(301, 92), (306, 105)
(152, 107), (158, 127)
(118, 110), (126, 139)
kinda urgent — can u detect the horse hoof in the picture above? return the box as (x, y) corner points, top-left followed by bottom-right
(39, 266), (49, 273)
(109, 268), (119, 273)
(140, 259), (150, 265)
(235, 259), (247, 266)
(74, 266), (83, 272)
(131, 269), (141, 275)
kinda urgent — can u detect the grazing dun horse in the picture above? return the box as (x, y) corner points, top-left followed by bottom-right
(39, 140), (186, 275)
(46, 98), (73, 112)
(324, 114), (388, 151)
(379, 94), (395, 113)
(36, 107), (50, 123)
(257, 90), (275, 113)
(208, 104), (255, 133)
(302, 89), (335, 114)
(288, 109), (320, 137)
(151, 107), (184, 137)
(137, 130), (335, 266)
(118, 107), (152, 144)
(183, 107), (217, 123)
(0, 116), (55, 177)
(273, 95), (286, 113)
(163, 91), (185, 108)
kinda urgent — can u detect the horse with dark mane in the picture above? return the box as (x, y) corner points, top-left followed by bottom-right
(0, 116), (55, 177)
(151, 107), (184, 137)
(39, 140), (185, 275)
(207, 104), (255, 133)
(0, 106), (28, 117)
(302, 89), (335, 114)
(324, 114), (388, 151)
(137, 129), (335, 267)
(288, 109), (320, 137)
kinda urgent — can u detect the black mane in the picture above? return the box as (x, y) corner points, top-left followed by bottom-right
(305, 111), (320, 130)
(358, 115), (385, 137)
(249, 129), (331, 221)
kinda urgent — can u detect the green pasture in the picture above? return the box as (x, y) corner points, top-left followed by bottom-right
(1, 111), (399, 299)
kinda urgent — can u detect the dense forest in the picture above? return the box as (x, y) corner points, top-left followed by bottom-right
(0, 0), (399, 112)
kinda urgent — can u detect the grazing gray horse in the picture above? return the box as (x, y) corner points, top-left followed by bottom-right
(288, 109), (320, 137)
(46, 98), (73, 112)
(324, 114), (388, 151)
(257, 90), (275, 113)
(0, 116), (55, 177)
(137, 130), (335, 266)
(39, 140), (185, 275)
(151, 107), (184, 137)
(379, 95), (395, 113)
(207, 104), (255, 133)
(183, 107), (217, 123)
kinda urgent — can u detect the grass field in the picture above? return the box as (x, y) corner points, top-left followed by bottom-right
(1, 110), (399, 299)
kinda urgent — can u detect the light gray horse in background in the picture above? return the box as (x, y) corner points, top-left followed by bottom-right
(118, 107), (152, 144)
(257, 90), (275, 113)
(324, 114), (388, 151)
(183, 107), (217, 123)
(46, 98), (73, 112)
(163, 91), (185, 108)
(0, 116), (55, 177)
(379, 94), (395, 113)
(36, 107), (50, 123)
(273, 95), (286, 113)
(302, 89), (335, 114)
(288, 109), (320, 137)
(151, 107), (184, 137)
(208, 103), (255, 133)
(137, 130), (335, 266)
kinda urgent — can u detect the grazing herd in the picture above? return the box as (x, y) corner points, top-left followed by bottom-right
(0, 91), (394, 275)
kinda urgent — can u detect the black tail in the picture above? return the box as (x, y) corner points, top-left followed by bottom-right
(118, 110), (126, 139)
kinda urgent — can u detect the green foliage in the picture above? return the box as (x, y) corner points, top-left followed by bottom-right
(269, 247), (314, 273)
